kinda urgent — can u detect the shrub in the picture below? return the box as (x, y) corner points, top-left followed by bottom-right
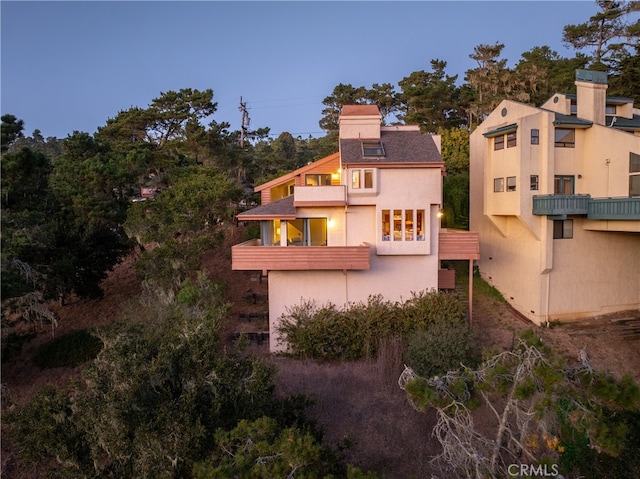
(277, 290), (468, 361)
(406, 317), (479, 378)
(33, 329), (103, 368)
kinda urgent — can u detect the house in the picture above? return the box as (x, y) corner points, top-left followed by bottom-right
(232, 105), (479, 351)
(469, 69), (640, 325)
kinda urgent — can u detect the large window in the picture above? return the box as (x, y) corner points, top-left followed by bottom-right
(382, 209), (425, 242)
(554, 175), (575, 195)
(286, 218), (327, 246)
(305, 174), (331, 186)
(553, 219), (573, 239)
(555, 128), (575, 148)
(630, 152), (640, 197)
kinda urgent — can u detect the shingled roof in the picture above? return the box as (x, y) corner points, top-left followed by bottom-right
(237, 195), (296, 220)
(340, 129), (442, 165)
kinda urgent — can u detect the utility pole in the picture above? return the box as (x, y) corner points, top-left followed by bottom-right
(239, 97), (250, 147)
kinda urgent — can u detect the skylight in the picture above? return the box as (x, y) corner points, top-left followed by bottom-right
(362, 141), (385, 156)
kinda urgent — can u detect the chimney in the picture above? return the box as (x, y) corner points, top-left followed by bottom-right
(575, 69), (608, 126)
(338, 105), (382, 139)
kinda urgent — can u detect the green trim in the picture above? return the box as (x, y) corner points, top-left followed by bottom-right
(483, 123), (518, 138)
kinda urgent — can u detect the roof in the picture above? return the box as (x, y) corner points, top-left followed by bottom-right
(552, 113), (593, 128)
(340, 129), (443, 166)
(483, 123), (518, 138)
(608, 114), (640, 131)
(237, 195), (296, 220)
(340, 105), (381, 117)
(255, 152), (340, 192)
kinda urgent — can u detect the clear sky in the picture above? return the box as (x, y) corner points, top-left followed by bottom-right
(2, 1), (600, 140)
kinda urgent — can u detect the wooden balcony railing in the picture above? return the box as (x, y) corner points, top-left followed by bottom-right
(232, 239), (370, 273)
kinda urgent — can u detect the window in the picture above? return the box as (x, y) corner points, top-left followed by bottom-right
(494, 178), (504, 192)
(570, 100), (577, 115)
(507, 176), (517, 192)
(555, 128), (575, 148)
(631, 152), (640, 197)
(362, 141), (385, 156)
(530, 175), (539, 191)
(286, 218), (327, 246)
(507, 131), (517, 148)
(494, 135), (505, 151)
(305, 174), (331, 186)
(351, 168), (375, 189)
(554, 175), (574, 195)
(606, 104), (616, 115)
(553, 219), (573, 239)
(531, 129), (539, 145)
(381, 209), (425, 242)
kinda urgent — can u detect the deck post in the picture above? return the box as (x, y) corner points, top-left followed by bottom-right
(468, 259), (473, 324)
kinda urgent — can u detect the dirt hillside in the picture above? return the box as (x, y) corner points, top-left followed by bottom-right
(2, 226), (639, 478)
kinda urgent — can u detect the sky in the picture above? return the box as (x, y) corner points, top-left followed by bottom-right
(1, 1), (602, 140)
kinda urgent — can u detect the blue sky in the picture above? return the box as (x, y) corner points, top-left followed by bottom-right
(2, 1), (600, 140)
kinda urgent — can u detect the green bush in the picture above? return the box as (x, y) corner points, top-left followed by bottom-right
(277, 290), (467, 361)
(406, 317), (479, 378)
(33, 329), (103, 368)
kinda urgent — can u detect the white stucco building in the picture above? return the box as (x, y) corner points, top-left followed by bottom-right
(470, 70), (640, 324)
(233, 105), (479, 351)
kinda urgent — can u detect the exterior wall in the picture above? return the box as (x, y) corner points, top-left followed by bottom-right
(580, 125), (640, 198)
(547, 223), (640, 319)
(267, 253), (440, 351)
(471, 95), (640, 325)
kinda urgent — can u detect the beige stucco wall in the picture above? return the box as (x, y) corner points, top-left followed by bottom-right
(470, 98), (640, 324)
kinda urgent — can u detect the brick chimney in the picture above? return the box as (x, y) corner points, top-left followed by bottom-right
(575, 69), (608, 126)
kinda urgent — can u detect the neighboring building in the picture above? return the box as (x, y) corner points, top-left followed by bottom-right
(233, 105), (479, 351)
(470, 70), (640, 325)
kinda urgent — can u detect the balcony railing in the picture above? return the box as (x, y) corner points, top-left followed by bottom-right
(293, 185), (346, 207)
(588, 197), (640, 220)
(231, 239), (370, 272)
(532, 194), (590, 216)
(533, 195), (640, 220)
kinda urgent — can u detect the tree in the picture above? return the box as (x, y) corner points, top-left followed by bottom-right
(464, 43), (511, 126)
(124, 166), (240, 289)
(319, 83), (370, 133)
(562, 1), (640, 70)
(8, 275), (378, 478)
(397, 60), (465, 132)
(1, 114), (25, 153)
(400, 331), (640, 478)
(513, 46), (589, 105)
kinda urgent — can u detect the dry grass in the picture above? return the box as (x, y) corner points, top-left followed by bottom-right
(271, 337), (440, 479)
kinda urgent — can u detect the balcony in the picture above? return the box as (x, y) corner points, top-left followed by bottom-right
(588, 197), (640, 220)
(232, 239), (370, 273)
(293, 185), (346, 207)
(532, 194), (590, 216)
(533, 195), (640, 220)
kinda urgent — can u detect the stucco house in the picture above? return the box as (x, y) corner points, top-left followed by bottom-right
(470, 69), (640, 325)
(232, 105), (479, 351)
